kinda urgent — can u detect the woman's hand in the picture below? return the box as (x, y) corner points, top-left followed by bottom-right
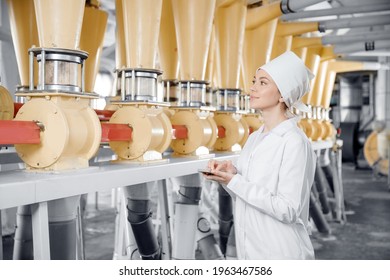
(207, 160), (237, 174)
(203, 169), (235, 185)
(203, 160), (237, 185)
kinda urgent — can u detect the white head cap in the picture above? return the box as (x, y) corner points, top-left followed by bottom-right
(258, 51), (314, 113)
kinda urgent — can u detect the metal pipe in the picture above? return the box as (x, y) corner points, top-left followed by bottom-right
(334, 40), (390, 54)
(322, 31), (390, 45)
(314, 162), (331, 215)
(309, 189), (331, 234)
(322, 164), (335, 194)
(196, 216), (224, 260)
(225, 225), (237, 259)
(218, 184), (233, 255)
(246, 0), (325, 29)
(47, 196), (80, 260)
(319, 14), (390, 32)
(282, 3), (390, 21)
(13, 205), (34, 260)
(172, 174), (202, 260)
(126, 198), (160, 260)
(285, 0), (327, 12)
(293, 32), (390, 50)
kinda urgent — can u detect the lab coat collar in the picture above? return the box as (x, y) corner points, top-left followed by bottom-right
(269, 118), (298, 138)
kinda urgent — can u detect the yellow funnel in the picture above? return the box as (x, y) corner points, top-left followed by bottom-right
(215, 0), (247, 88)
(271, 21), (319, 59)
(7, 0), (39, 88)
(292, 37), (322, 50)
(158, 0), (179, 80)
(271, 34), (292, 59)
(34, 0), (85, 49)
(242, 19), (278, 92)
(122, 0), (162, 68)
(80, 4), (108, 93)
(311, 60), (330, 107)
(246, 1), (282, 29)
(205, 26), (216, 85)
(301, 48), (321, 104)
(115, 0), (126, 68)
(275, 21), (319, 37)
(171, 0), (216, 80)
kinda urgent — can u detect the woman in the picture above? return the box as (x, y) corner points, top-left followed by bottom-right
(204, 51), (316, 259)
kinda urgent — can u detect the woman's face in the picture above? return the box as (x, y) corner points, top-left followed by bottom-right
(249, 69), (282, 110)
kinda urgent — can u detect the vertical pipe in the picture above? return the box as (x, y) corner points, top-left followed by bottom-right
(124, 184), (160, 260)
(0, 210), (2, 260)
(172, 174), (202, 260)
(12, 205), (34, 260)
(314, 162), (331, 215)
(196, 216), (224, 260)
(225, 225), (237, 259)
(309, 190), (331, 234)
(218, 184), (233, 255)
(47, 196), (80, 260)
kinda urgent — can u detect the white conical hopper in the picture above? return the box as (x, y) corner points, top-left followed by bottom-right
(7, 0), (39, 87)
(34, 0), (85, 49)
(242, 19), (278, 93)
(80, 4), (108, 93)
(115, 0), (126, 69)
(171, 0), (216, 80)
(215, 0), (247, 89)
(122, 0), (163, 68)
(158, 0), (179, 80)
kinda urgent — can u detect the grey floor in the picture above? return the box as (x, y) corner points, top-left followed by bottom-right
(2, 163), (390, 260)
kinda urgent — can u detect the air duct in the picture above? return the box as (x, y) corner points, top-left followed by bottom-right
(172, 175), (203, 260)
(246, 0), (325, 29)
(282, 3), (390, 21)
(319, 14), (390, 32)
(334, 40), (390, 55)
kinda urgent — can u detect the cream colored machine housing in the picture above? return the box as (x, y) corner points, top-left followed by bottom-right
(14, 48), (101, 171)
(108, 0), (173, 162)
(109, 68), (172, 162)
(10, 0), (101, 171)
(170, 107), (218, 155)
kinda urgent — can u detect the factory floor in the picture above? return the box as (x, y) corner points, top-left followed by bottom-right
(2, 163), (390, 260)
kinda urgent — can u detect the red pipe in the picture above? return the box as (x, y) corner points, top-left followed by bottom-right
(172, 125), (188, 139)
(218, 126), (226, 138)
(0, 120), (41, 145)
(101, 123), (132, 142)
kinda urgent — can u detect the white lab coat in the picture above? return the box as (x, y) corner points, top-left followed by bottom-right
(225, 118), (316, 260)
